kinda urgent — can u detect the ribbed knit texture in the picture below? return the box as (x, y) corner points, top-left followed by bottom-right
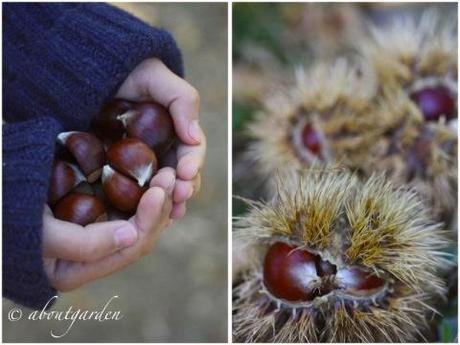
(3, 3), (183, 309)
(3, 118), (63, 309)
(3, 2), (184, 131)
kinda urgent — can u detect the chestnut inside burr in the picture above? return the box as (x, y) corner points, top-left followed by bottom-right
(290, 115), (327, 164)
(301, 124), (322, 156)
(263, 242), (386, 304)
(410, 86), (456, 122)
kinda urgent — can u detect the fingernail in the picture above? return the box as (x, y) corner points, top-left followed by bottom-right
(188, 120), (201, 143)
(114, 224), (137, 248)
(182, 161), (199, 179)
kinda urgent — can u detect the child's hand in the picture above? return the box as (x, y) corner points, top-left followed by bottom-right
(115, 58), (206, 219)
(43, 168), (174, 291)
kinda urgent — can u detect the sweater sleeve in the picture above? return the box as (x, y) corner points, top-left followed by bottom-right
(3, 2), (184, 131)
(3, 117), (63, 309)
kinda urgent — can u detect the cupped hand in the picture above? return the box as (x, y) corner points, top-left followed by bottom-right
(43, 168), (175, 291)
(115, 58), (206, 219)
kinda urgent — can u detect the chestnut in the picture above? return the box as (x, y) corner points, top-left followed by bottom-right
(410, 86), (456, 122)
(159, 145), (178, 169)
(102, 165), (146, 213)
(92, 99), (132, 144)
(48, 160), (86, 206)
(106, 138), (158, 187)
(117, 102), (176, 156)
(336, 267), (385, 293)
(302, 123), (321, 156)
(57, 132), (105, 183)
(54, 192), (107, 226)
(263, 242), (319, 302)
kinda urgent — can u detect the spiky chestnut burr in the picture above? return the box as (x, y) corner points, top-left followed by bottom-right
(360, 10), (457, 107)
(354, 11), (458, 219)
(355, 88), (457, 220)
(247, 59), (378, 182)
(248, 12), (457, 221)
(233, 169), (450, 342)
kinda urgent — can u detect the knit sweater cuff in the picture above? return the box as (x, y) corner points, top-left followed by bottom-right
(3, 117), (62, 309)
(4, 3), (183, 131)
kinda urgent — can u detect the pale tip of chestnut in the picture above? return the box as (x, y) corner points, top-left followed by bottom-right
(132, 163), (154, 187)
(117, 110), (139, 127)
(101, 165), (115, 184)
(56, 131), (79, 145)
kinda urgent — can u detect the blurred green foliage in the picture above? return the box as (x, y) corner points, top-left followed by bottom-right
(233, 3), (287, 64)
(233, 102), (255, 132)
(439, 305), (458, 342)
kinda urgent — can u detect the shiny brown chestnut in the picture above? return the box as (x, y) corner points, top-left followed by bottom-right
(336, 267), (385, 293)
(117, 102), (176, 156)
(102, 165), (147, 213)
(57, 132), (105, 183)
(302, 123), (321, 156)
(92, 99), (133, 144)
(410, 86), (456, 122)
(54, 192), (107, 226)
(48, 160), (86, 206)
(263, 242), (319, 302)
(106, 138), (158, 187)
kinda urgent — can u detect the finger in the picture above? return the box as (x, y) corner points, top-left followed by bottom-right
(116, 58), (201, 145)
(176, 126), (206, 180)
(173, 179), (193, 203)
(42, 215), (138, 262)
(170, 202), (187, 219)
(51, 188), (171, 291)
(49, 252), (136, 292)
(149, 167), (176, 195)
(133, 187), (170, 239)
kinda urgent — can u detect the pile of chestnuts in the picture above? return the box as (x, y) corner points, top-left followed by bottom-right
(48, 100), (176, 226)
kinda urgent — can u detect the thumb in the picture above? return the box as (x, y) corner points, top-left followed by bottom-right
(42, 212), (138, 262)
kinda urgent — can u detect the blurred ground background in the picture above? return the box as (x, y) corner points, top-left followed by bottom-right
(233, 3), (457, 342)
(3, 3), (227, 342)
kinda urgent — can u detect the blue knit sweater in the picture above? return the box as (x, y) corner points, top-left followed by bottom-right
(2, 3), (183, 309)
